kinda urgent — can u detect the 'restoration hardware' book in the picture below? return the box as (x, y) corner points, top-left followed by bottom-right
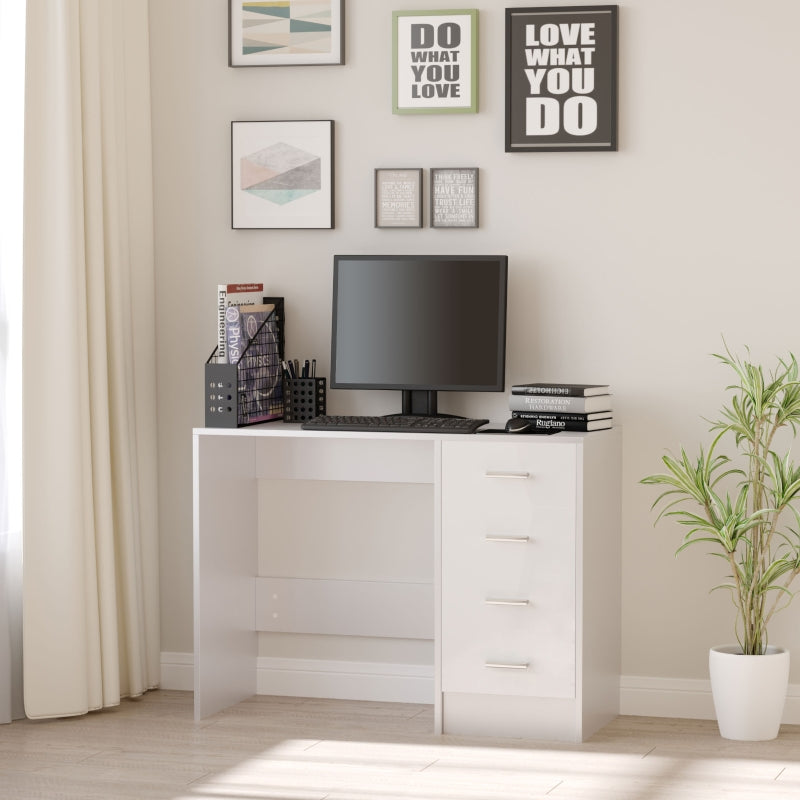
(508, 393), (613, 414)
(510, 382), (610, 397)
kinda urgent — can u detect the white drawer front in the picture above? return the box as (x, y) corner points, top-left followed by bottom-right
(441, 440), (578, 698)
(442, 439), (577, 514)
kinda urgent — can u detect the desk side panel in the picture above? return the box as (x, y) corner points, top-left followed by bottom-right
(193, 433), (258, 720)
(579, 428), (622, 737)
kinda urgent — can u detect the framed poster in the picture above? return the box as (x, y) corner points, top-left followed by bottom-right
(505, 5), (618, 152)
(374, 168), (423, 228)
(393, 9), (478, 114)
(231, 120), (334, 229)
(431, 168), (478, 228)
(229, 0), (344, 67)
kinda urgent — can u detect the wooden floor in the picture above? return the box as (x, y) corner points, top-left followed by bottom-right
(2, 691), (800, 799)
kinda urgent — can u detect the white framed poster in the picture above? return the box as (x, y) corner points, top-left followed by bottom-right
(393, 9), (478, 114)
(229, 0), (344, 67)
(231, 120), (334, 229)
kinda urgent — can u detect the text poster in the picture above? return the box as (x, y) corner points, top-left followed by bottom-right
(431, 168), (478, 228)
(375, 169), (422, 228)
(393, 10), (478, 114)
(505, 6), (618, 151)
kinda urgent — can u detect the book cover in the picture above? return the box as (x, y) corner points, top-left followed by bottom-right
(217, 282), (265, 363)
(508, 394), (613, 414)
(233, 304), (283, 424)
(511, 410), (612, 423)
(226, 303), (274, 364)
(510, 382), (610, 397)
(524, 416), (613, 432)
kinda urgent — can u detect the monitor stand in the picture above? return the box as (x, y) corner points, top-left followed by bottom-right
(401, 390), (462, 419)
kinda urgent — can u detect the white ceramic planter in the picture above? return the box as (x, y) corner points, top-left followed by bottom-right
(709, 645), (790, 741)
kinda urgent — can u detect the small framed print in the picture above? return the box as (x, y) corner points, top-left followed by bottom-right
(232, 120), (334, 230)
(229, 0), (345, 67)
(374, 168), (423, 228)
(431, 167), (478, 228)
(393, 9), (478, 114)
(505, 5), (618, 152)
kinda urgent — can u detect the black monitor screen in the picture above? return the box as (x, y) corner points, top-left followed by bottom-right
(331, 255), (507, 392)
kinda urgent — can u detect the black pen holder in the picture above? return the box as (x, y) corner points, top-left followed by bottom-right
(283, 377), (327, 422)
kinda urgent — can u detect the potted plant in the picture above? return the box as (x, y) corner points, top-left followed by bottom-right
(642, 345), (800, 740)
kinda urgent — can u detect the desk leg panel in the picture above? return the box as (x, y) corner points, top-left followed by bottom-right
(193, 434), (258, 720)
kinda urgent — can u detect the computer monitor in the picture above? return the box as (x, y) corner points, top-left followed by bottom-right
(331, 254), (508, 416)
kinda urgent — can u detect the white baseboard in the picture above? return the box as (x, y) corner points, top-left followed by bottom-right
(159, 651), (433, 704)
(621, 675), (800, 725)
(160, 651), (194, 692)
(160, 654), (800, 724)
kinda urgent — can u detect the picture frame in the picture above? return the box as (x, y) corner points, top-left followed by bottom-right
(505, 5), (618, 152)
(393, 9), (478, 115)
(231, 120), (334, 230)
(430, 167), (478, 228)
(374, 168), (423, 228)
(229, 0), (344, 67)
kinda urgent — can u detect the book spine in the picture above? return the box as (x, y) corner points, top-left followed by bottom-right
(525, 417), (608, 432)
(225, 306), (245, 365)
(217, 284), (227, 362)
(511, 385), (583, 396)
(508, 395), (599, 413)
(511, 411), (609, 423)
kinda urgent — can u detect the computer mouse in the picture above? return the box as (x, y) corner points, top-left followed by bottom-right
(505, 417), (532, 433)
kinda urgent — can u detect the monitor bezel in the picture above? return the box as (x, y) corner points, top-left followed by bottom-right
(330, 254), (508, 394)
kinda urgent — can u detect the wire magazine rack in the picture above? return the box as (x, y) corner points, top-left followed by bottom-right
(205, 297), (285, 428)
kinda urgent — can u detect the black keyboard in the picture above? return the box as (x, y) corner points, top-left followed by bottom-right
(301, 414), (489, 434)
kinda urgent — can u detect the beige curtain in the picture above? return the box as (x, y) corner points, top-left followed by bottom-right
(22, 0), (160, 718)
(0, 0), (26, 725)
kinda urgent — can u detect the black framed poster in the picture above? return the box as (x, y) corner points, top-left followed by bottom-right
(231, 120), (334, 229)
(229, 0), (344, 67)
(505, 5), (618, 152)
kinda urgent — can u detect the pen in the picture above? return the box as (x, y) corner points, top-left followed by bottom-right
(302, 359), (310, 378)
(311, 358), (316, 378)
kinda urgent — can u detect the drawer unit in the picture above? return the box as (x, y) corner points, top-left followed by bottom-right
(441, 440), (579, 698)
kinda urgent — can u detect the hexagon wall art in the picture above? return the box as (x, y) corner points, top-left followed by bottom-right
(231, 120), (334, 229)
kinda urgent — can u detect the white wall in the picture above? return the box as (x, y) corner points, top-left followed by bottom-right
(149, 0), (800, 691)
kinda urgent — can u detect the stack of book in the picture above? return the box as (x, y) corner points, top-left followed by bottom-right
(508, 382), (613, 432)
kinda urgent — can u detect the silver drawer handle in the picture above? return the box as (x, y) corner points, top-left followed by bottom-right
(485, 598), (529, 606)
(485, 470), (530, 479)
(485, 535), (530, 544)
(485, 662), (529, 670)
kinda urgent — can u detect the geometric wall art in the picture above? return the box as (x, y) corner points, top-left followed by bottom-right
(241, 142), (321, 205)
(229, 0), (345, 66)
(232, 120), (334, 229)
